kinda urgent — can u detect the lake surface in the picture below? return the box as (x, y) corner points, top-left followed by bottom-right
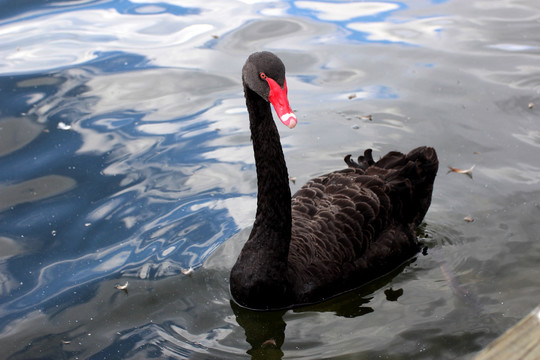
(1, 0), (539, 359)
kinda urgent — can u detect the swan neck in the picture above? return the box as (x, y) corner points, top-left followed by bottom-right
(245, 86), (292, 235)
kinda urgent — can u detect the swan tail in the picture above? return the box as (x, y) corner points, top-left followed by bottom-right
(344, 149), (375, 170)
(371, 146), (438, 226)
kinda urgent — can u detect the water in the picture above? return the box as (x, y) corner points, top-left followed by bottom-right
(1, 0), (539, 358)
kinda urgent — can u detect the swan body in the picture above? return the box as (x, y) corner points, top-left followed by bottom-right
(230, 51), (438, 310)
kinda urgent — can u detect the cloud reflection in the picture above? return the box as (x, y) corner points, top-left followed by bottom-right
(0, 0), (289, 75)
(295, 1), (399, 21)
(348, 16), (446, 45)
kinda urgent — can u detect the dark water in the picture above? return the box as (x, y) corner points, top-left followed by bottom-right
(1, 0), (540, 359)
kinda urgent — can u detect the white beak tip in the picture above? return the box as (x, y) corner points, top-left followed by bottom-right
(280, 113), (297, 129)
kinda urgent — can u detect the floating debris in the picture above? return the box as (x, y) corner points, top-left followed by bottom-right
(448, 165), (475, 174)
(528, 102), (534, 109)
(348, 94), (357, 100)
(358, 114), (372, 121)
(181, 267), (194, 275)
(289, 176), (296, 184)
(464, 216), (474, 222)
(114, 281), (129, 293)
(57, 122), (72, 131)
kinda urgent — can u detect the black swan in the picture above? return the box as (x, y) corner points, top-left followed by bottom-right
(230, 51), (438, 310)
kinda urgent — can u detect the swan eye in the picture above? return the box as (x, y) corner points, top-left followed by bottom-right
(260, 72), (267, 80)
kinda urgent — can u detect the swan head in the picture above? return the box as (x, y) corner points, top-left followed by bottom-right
(243, 51), (297, 129)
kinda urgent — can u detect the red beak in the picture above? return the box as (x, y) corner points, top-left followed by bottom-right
(265, 77), (297, 129)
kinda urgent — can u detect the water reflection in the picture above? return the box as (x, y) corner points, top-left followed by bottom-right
(232, 302), (287, 360)
(0, 174), (76, 211)
(229, 256), (416, 359)
(294, 1), (400, 21)
(0, 117), (43, 156)
(0, 48), (250, 331)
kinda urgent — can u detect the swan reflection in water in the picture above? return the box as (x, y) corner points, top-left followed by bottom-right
(231, 257), (415, 360)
